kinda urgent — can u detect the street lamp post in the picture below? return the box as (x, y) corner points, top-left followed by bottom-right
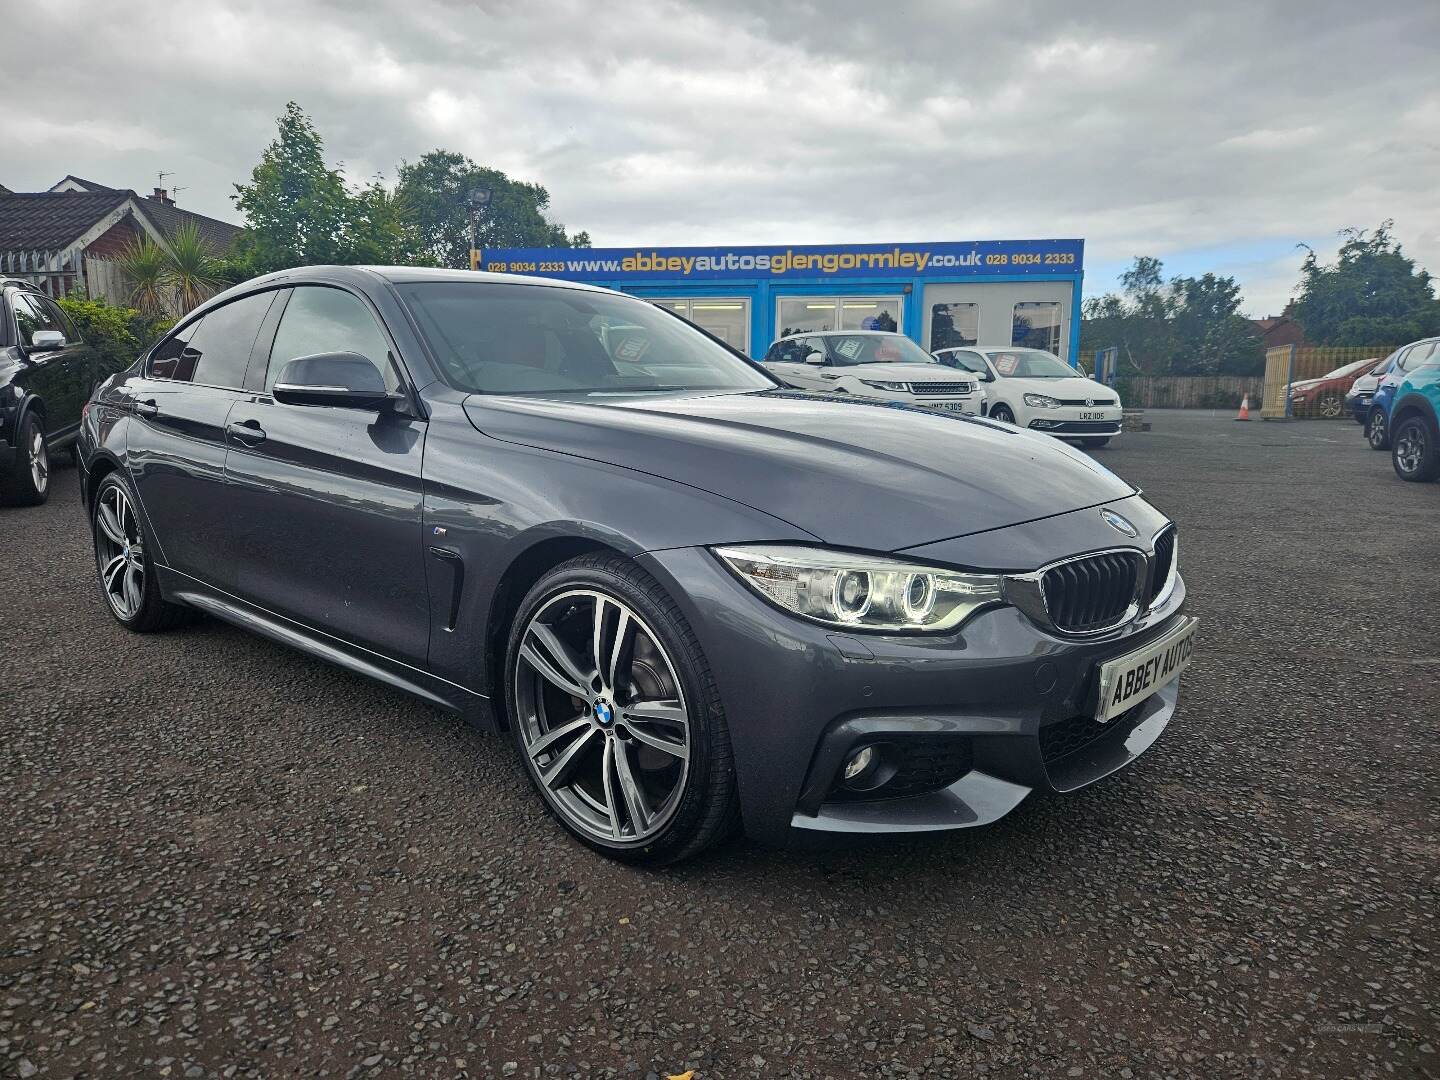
(467, 186), (492, 271)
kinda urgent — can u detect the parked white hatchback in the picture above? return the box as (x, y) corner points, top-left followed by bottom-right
(762, 331), (984, 415)
(933, 346), (1122, 447)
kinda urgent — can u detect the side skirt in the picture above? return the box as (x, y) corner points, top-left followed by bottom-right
(155, 565), (496, 729)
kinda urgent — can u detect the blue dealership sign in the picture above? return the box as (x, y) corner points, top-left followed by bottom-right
(479, 239), (1083, 282)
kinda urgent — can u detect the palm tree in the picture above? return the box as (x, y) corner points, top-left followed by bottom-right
(117, 235), (170, 317)
(165, 222), (223, 314)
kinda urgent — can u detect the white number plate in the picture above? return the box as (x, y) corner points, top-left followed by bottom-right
(930, 403), (975, 414)
(1095, 617), (1198, 722)
(1079, 410), (1107, 420)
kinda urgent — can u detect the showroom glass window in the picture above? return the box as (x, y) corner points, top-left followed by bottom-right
(930, 302), (978, 351)
(267, 286), (398, 391)
(777, 296), (902, 339)
(1012, 301), (1062, 354)
(649, 298), (749, 353)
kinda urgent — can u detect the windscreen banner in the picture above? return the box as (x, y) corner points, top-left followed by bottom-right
(478, 239), (1083, 281)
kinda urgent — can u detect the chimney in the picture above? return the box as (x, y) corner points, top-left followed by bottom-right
(148, 187), (175, 207)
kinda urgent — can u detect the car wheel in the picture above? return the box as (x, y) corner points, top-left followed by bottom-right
(1391, 416), (1440, 482)
(505, 552), (740, 865)
(1080, 437), (1110, 448)
(990, 403), (1016, 425)
(92, 472), (192, 631)
(1366, 408), (1389, 451)
(0, 411), (50, 506)
(1318, 395), (1342, 418)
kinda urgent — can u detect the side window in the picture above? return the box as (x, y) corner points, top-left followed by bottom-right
(13, 292), (60, 346)
(266, 286), (397, 391)
(1401, 342), (1435, 371)
(35, 295), (78, 342)
(148, 321), (200, 380)
(186, 292), (276, 388)
(801, 337), (827, 363)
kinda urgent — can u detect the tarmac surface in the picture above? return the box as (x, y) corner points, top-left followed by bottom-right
(3, 410), (1437, 1078)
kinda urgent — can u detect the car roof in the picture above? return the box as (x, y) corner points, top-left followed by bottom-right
(773, 329), (907, 342)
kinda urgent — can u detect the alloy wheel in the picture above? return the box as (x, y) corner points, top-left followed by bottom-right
(28, 427), (48, 494)
(1368, 413), (1387, 449)
(1319, 396), (1342, 418)
(513, 589), (691, 845)
(1395, 424), (1427, 476)
(95, 483), (145, 620)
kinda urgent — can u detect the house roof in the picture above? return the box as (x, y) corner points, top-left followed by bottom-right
(132, 196), (242, 253)
(0, 190), (131, 249)
(48, 175), (122, 193)
(0, 183), (242, 254)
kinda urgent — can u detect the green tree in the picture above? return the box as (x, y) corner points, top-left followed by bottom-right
(395, 150), (589, 269)
(1291, 222), (1440, 346)
(1082, 257), (1262, 375)
(117, 234), (171, 317)
(165, 221), (224, 313)
(230, 102), (414, 274)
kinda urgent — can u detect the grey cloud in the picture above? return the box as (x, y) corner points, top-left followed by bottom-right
(4, 0), (1437, 313)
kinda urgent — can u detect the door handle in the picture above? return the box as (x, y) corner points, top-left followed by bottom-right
(226, 419), (266, 445)
(133, 399), (159, 418)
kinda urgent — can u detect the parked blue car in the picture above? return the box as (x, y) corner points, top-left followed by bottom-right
(1367, 338), (1438, 451)
(1346, 353), (1395, 424)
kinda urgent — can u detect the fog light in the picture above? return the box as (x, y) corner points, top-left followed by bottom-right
(842, 745), (875, 783)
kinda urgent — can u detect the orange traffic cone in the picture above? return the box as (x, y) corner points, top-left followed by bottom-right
(1234, 394), (1251, 421)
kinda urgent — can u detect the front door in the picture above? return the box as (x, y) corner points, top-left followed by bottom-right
(10, 290), (95, 444)
(766, 335), (829, 390)
(124, 289), (279, 590)
(223, 285), (431, 666)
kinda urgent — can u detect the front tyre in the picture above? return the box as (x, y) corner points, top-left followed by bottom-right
(1366, 407), (1389, 450)
(989, 403), (1016, 425)
(505, 552), (739, 865)
(92, 472), (191, 631)
(1392, 416), (1440, 482)
(0, 412), (49, 506)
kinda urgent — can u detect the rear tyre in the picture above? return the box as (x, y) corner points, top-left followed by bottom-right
(92, 472), (192, 631)
(0, 411), (49, 506)
(505, 552), (740, 866)
(1366, 407), (1389, 450)
(989, 403), (1016, 425)
(1080, 437), (1111, 449)
(1392, 416), (1440, 482)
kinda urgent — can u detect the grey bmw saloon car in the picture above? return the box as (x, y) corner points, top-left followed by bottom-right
(79, 267), (1195, 865)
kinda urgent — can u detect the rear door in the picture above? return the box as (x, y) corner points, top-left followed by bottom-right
(124, 289), (279, 590)
(222, 284), (430, 665)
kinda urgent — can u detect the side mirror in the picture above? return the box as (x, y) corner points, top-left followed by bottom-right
(30, 329), (66, 351)
(271, 351), (400, 410)
(804, 350), (826, 365)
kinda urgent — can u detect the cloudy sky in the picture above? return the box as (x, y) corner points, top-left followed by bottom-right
(5, 0), (1437, 315)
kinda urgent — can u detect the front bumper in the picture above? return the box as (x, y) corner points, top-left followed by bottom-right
(640, 540), (1188, 846)
(1347, 392), (1374, 422)
(1028, 419), (1122, 437)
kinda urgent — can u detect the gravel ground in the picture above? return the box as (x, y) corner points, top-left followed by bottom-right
(3, 411), (1437, 1080)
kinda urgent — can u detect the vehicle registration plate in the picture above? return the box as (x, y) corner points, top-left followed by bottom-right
(1094, 617), (1198, 722)
(1079, 410), (1107, 420)
(931, 403), (973, 413)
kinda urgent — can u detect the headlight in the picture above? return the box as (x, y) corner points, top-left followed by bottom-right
(859, 379), (910, 392)
(1023, 393), (1060, 409)
(713, 545), (1005, 632)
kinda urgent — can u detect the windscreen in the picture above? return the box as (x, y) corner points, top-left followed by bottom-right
(826, 335), (939, 367)
(398, 282), (776, 396)
(984, 349), (1076, 378)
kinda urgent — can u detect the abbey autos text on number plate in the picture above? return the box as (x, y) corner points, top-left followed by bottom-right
(1095, 617), (1198, 722)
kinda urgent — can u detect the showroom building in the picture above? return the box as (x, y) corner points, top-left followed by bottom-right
(476, 238), (1084, 363)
